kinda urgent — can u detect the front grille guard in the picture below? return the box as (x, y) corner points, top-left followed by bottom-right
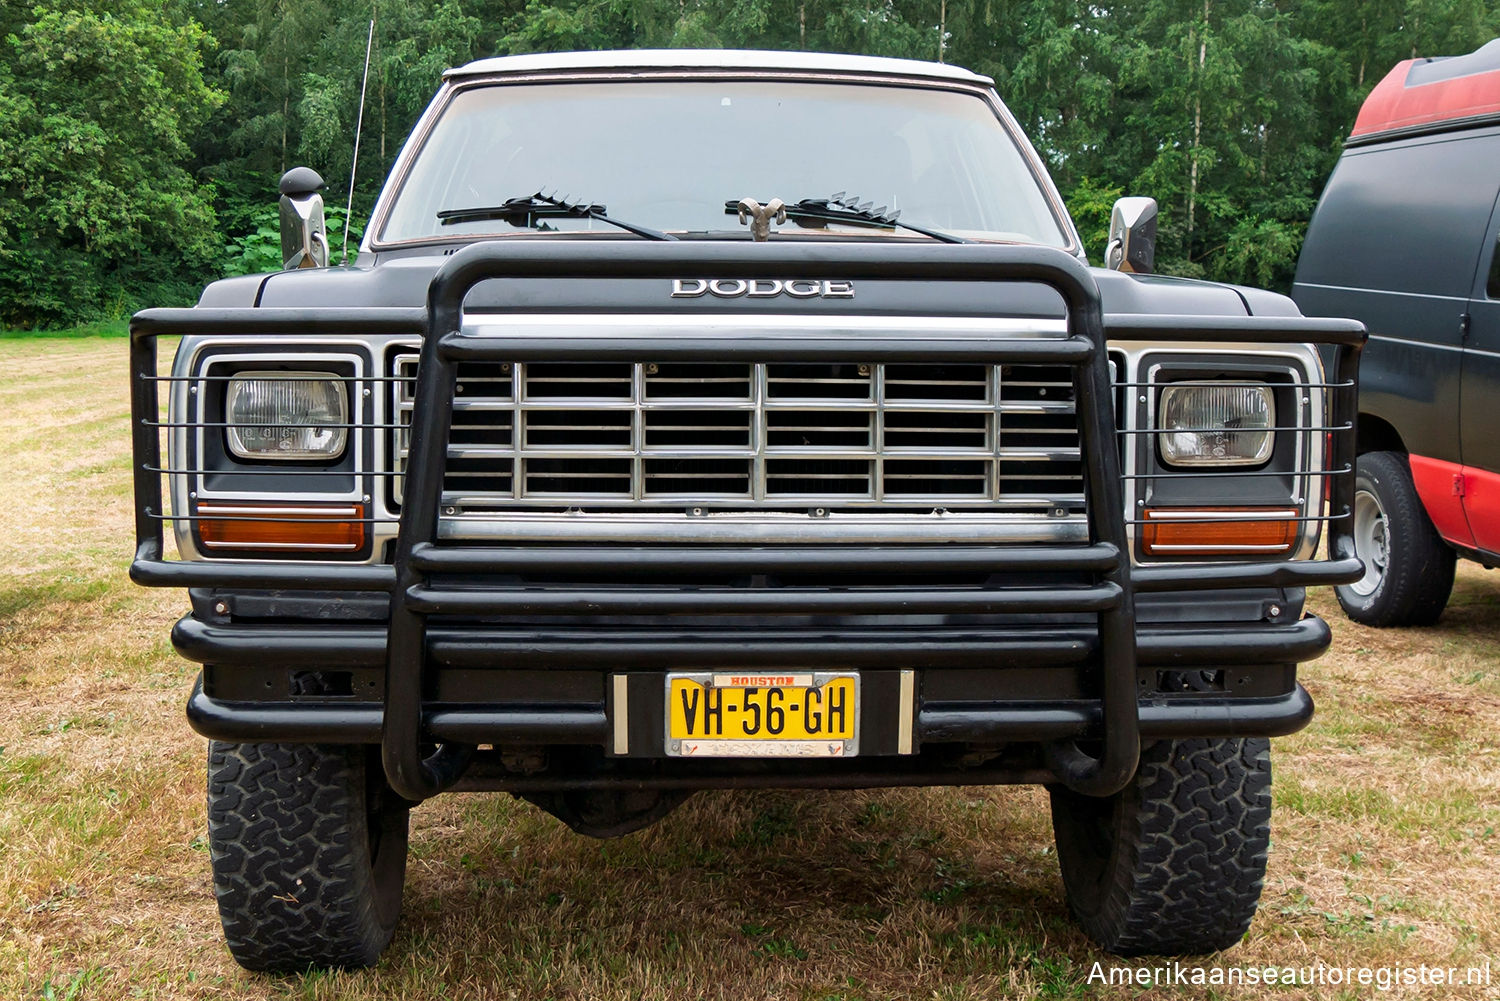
(129, 242), (1366, 803)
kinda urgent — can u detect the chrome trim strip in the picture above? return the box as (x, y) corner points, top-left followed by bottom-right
(195, 541), (363, 552)
(436, 512), (1088, 545)
(1146, 543), (1294, 552)
(448, 49), (993, 85)
(461, 314), (1069, 337)
(1143, 508), (1299, 521)
(612, 675), (629, 755)
(196, 504), (363, 516)
(897, 669), (916, 755)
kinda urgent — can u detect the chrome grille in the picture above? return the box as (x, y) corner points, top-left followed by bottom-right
(393, 357), (1083, 511)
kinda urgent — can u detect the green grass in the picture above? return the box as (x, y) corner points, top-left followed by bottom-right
(0, 319), (131, 339)
(1278, 780), (1498, 840)
(0, 574), (117, 621)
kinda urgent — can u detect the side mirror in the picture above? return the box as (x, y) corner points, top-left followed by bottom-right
(1104, 196), (1158, 274)
(279, 167), (328, 269)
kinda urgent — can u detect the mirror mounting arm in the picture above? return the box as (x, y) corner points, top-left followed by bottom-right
(280, 167), (329, 270)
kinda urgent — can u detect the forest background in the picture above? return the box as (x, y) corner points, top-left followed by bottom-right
(1, 0), (1497, 328)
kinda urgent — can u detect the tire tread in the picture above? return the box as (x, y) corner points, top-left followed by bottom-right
(1052, 737), (1272, 956)
(207, 741), (405, 972)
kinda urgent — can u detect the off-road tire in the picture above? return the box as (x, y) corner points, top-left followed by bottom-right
(1336, 450), (1455, 627)
(1049, 737), (1272, 956)
(206, 742), (410, 972)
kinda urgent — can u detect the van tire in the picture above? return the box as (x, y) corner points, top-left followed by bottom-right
(207, 742), (410, 971)
(1049, 737), (1271, 956)
(1336, 450), (1454, 627)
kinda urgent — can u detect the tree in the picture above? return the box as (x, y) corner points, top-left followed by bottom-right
(1104, 0), (1337, 285)
(0, 1), (224, 326)
(7, 0), (1500, 326)
(193, 0), (494, 265)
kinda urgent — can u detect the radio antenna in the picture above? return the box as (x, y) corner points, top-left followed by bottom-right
(343, 14), (376, 266)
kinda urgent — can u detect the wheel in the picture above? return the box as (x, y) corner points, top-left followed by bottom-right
(206, 742), (410, 971)
(1048, 737), (1271, 955)
(1335, 450), (1455, 627)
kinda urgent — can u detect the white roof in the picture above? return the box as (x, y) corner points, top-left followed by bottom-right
(447, 48), (993, 86)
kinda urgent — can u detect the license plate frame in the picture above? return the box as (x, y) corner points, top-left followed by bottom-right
(664, 671), (860, 758)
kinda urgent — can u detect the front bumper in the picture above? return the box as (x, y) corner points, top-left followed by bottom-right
(177, 596), (1326, 752)
(130, 241), (1365, 800)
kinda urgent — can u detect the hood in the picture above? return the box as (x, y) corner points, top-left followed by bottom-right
(208, 250), (1292, 319)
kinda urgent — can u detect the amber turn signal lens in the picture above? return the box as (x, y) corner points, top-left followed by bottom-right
(1142, 507), (1298, 556)
(197, 502), (366, 552)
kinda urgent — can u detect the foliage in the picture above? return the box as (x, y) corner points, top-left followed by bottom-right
(1064, 177), (1124, 264)
(0, 318), (129, 339)
(0, 1), (224, 327)
(1214, 216), (1307, 289)
(194, 0), (493, 277)
(222, 204), (364, 276)
(3, 0), (1500, 325)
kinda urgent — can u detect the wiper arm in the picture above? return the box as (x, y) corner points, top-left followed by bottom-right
(437, 191), (676, 241)
(724, 192), (969, 244)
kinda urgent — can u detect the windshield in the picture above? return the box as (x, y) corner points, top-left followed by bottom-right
(378, 79), (1071, 247)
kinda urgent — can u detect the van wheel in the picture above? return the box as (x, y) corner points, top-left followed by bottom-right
(206, 742), (410, 971)
(1336, 450), (1454, 627)
(1049, 737), (1271, 956)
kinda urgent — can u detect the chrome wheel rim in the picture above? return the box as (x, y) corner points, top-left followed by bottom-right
(1350, 487), (1389, 597)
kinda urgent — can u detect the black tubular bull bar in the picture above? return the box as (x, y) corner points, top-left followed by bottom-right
(128, 241), (1367, 804)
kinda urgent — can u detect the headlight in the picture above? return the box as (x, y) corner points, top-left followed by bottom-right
(1159, 382), (1274, 467)
(225, 372), (348, 460)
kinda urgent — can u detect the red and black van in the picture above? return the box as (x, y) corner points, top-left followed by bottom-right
(1295, 39), (1500, 626)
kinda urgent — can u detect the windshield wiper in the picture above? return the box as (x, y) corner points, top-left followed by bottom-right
(724, 192), (969, 244)
(437, 191), (677, 241)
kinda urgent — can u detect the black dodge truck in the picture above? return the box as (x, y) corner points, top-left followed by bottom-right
(128, 49), (1364, 970)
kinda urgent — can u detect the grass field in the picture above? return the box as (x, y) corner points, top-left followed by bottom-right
(0, 335), (1496, 1000)
(0, 320), (130, 340)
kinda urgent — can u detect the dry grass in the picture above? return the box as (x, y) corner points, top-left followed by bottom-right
(0, 335), (1496, 1000)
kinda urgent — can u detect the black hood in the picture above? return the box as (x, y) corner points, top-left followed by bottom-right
(205, 248), (1293, 318)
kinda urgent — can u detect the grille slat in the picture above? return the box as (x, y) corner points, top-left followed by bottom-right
(394, 358), (1084, 510)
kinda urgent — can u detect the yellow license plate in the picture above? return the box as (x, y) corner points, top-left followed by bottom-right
(666, 672), (859, 757)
